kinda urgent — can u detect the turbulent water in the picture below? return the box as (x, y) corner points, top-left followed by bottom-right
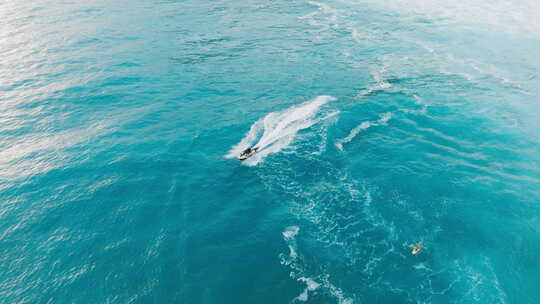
(1, 0), (539, 303)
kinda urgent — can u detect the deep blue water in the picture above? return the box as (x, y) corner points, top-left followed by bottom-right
(1, 0), (540, 303)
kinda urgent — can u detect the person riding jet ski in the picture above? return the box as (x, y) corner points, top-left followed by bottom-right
(239, 147), (259, 160)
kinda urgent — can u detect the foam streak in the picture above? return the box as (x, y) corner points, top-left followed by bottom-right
(336, 112), (392, 150)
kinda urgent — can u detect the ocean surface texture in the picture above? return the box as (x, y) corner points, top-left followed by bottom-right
(1, 0), (540, 303)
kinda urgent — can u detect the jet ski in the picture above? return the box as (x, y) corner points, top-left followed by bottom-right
(238, 147), (259, 160)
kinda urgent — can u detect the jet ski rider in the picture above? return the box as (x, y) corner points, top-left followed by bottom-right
(241, 147), (257, 157)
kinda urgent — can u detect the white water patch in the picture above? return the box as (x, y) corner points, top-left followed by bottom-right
(335, 112), (392, 150)
(356, 68), (392, 99)
(294, 277), (321, 302)
(282, 226), (300, 261)
(280, 226), (319, 302)
(283, 225), (300, 239)
(354, 0), (540, 35)
(280, 226), (353, 304)
(226, 95), (337, 166)
(300, 1), (341, 31)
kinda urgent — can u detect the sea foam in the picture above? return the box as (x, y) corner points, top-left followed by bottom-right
(226, 95), (337, 165)
(336, 112), (392, 150)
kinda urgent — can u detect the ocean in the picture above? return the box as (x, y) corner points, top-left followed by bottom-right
(1, 0), (539, 303)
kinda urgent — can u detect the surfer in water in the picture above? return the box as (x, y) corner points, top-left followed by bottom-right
(410, 242), (423, 255)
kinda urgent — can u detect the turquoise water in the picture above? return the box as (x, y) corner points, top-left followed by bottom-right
(1, 0), (540, 303)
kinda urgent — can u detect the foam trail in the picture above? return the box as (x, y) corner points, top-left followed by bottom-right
(280, 226), (353, 304)
(294, 277), (320, 302)
(282, 226), (300, 262)
(226, 95), (337, 165)
(280, 227), (322, 303)
(336, 112), (392, 150)
(336, 121), (371, 151)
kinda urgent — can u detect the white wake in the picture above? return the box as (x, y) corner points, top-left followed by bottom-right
(335, 112), (392, 151)
(226, 95), (337, 166)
